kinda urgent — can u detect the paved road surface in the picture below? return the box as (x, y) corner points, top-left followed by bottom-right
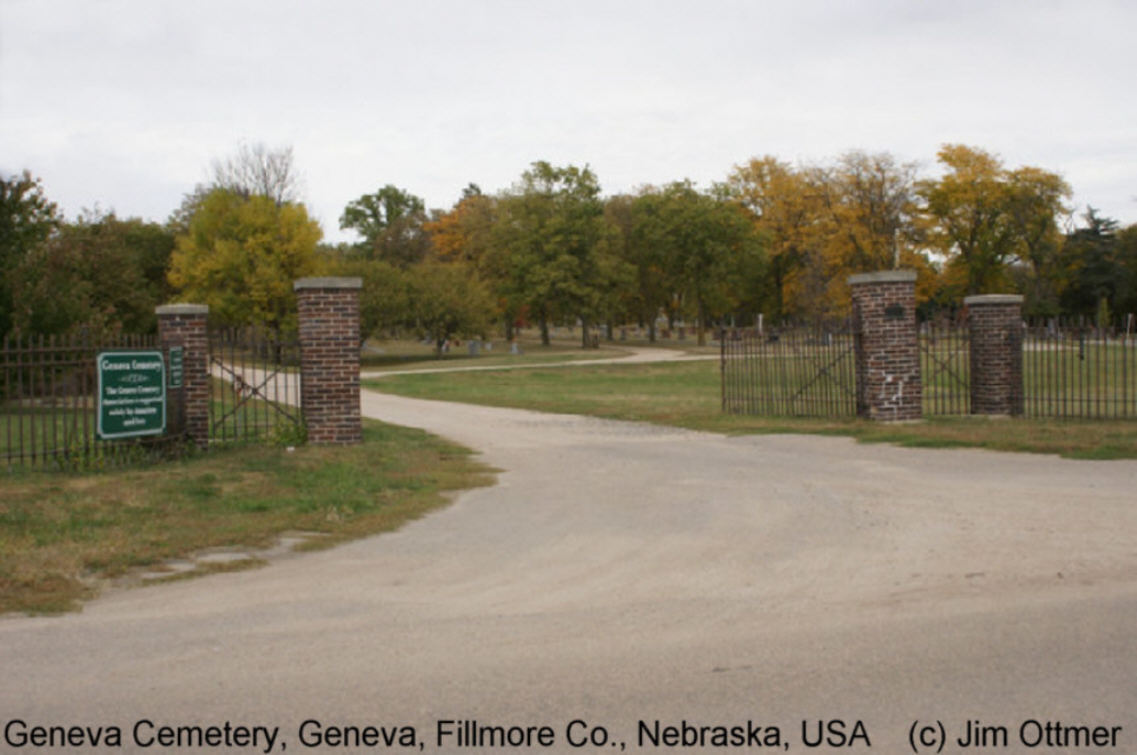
(2, 388), (1135, 753)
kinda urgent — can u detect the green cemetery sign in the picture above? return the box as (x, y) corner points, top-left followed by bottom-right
(97, 351), (166, 439)
(168, 346), (184, 388)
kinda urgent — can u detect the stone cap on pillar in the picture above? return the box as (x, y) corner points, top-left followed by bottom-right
(964, 294), (1023, 306)
(848, 270), (917, 286)
(294, 277), (363, 291)
(155, 303), (209, 316)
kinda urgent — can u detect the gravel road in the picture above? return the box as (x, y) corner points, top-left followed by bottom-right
(2, 387), (1135, 753)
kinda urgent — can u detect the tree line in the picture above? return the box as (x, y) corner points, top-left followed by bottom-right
(3, 143), (1135, 349)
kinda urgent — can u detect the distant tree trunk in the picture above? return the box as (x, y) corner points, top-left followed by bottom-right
(539, 317), (550, 346)
(696, 299), (707, 346)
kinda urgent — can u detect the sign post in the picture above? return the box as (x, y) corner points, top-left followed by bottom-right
(97, 351), (167, 439)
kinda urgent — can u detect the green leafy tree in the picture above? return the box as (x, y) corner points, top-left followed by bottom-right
(328, 256), (410, 344)
(1058, 208), (1121, 320)
(12, 211), (176, 336)
(492, 161), (622, 347)
(1116, 224), (1137, 319)
(405, 262), (495, 355)
(1, 172), (62, 336)
(168, 189), (323, 333)
(652, 181), (765, 344)
(605, 191), (674, 341)
(340, 185), (431, 267)
(8, 236), (99, 337)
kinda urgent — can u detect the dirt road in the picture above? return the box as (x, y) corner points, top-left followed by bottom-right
(2, 389), (1135, 752)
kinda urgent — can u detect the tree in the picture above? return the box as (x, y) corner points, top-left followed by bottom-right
(1116, 224), (1137, 318)
(605, 192), (670, 341)
(1, 171), (61, 336)
(8, 236), (100, 337)
(491, 162), (620, 347)
(1004, 166), (1072, 317)
(916, 145), (1015, 296)
(917, 145), (1073, 303)
(211, 142), (302, 207)
(340, 185), (431, 267)
(424, 188), (497, 266)
(327, 255), (410, 345)
(405, 262), (495, 355)
(821, 151), (919, 273)
(11, 210), (175, 336)
(721, 157), (824, 319)
(1058, 208), (1121, 320)
(168, 189), (323, 333)
(652, 181), (765, 344)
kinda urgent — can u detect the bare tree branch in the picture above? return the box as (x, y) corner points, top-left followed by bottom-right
(211, 142), (302, 206)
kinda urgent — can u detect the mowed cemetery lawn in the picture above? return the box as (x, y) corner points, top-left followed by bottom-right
(0, 421), (494, 615)
(366, 358), (1137, 460)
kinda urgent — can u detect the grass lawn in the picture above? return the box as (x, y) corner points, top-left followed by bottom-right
(366, 359), (1137, 460)
(0, 420), (495, 615)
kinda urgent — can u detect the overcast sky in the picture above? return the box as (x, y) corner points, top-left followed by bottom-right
(3, 0), (1135, 243)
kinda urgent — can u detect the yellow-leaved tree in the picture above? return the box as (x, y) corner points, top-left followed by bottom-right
(916, 144), (1069, 303)
(168, 188), (323, 335)
(721, 156), (828, 319)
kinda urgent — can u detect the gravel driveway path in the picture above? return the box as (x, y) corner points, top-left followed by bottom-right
(2, 387), (1135, 752)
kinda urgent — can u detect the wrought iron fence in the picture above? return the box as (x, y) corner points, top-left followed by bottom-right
(1, 332), (186, 470)
(1023, 319), (1137, 419)
(723, 315), (1137, 421)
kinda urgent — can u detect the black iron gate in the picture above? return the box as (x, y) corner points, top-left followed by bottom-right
(208, 328), (302, 443)
(721, 320), (858, 417)
(919, 320), (970, 415)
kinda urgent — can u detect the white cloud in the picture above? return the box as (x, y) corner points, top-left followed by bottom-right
(3, 0), (1134, 239)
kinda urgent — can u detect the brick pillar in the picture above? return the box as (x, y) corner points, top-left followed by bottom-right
(295, 277), (362, 445)
(156, 304), (210, 449)
(849, 270), (921, 421)
(966, 294), (1024, 416)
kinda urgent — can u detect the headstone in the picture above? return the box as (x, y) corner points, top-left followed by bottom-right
(468, 340), (480, 356)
